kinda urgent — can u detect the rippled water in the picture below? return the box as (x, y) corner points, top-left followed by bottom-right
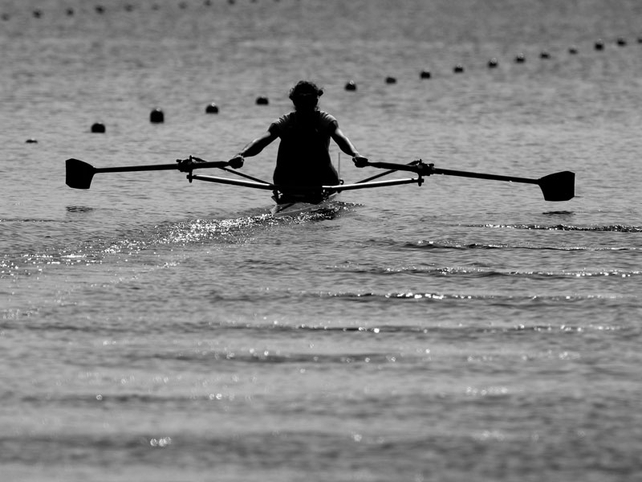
(2, 1), (642, 481)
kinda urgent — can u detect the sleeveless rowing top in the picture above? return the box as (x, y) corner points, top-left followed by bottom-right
(268, 110), (340, 188)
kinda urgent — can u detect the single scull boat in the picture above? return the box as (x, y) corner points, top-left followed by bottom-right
(64, 157), (576, 213)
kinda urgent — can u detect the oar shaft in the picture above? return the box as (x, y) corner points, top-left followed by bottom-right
(365, 161), (539, 185)
(95, 161), (228, 174)
(363, 160), (574, 201)
(65, 157), (232, 189)
(431, 167), (539, 185)
(364, 161), (420, 173)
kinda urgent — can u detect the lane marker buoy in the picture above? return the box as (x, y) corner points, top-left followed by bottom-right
(91, 122), (106, 133)
(150, 109), (165, 123)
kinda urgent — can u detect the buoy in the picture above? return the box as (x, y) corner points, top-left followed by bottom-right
(595, 39), (604, 50)
(569, 46), (578, 54)
(453, 64), (464, 73)
(488, 58), (498, 68)
(91, 122), (106, 133)
(385, 76), (397, 84)
(420, 70), (431, 79)
(205, 103), (219, 114)
(345, 80), (357, 91)
(256, 96), (269, 105)
(515, 53), (526, 63)
(33, 10), (42, 18)
(540, 51), (550, 59)
(617, 37), (627, 46)
(95, 5), (105, 14)
(150, 109), (165, 123)
(25, 138), (38, 144)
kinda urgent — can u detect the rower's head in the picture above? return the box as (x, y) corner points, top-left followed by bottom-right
(289, 80), (323, 112)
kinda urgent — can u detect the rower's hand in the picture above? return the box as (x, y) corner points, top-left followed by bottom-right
(229, 155), (244, 169)
(352, 156), (369, 168)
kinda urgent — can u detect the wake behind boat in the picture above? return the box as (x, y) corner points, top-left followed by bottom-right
(64, 156), (576, 214)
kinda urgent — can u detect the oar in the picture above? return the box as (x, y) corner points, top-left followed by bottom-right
(65, 157), (230, 189)
(363, 161), (575, 201)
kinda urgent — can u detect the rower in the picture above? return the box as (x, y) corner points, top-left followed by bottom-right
(227, 80), (369, 195)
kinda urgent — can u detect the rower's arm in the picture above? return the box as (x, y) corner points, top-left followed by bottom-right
(332, 127), (368, 166)
(238, 131), (278, 158)
(228, 131), (278, 168)
(331, 127), (360, 157)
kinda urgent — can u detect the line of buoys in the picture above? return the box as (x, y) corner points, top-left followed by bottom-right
(88, 105), (228, 133)
(0, 0), (222, 19)
(3, 1), (641, 69)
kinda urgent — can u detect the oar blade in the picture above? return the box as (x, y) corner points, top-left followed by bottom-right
(66, 158), (96, 189)
(538, 171), (575, 201)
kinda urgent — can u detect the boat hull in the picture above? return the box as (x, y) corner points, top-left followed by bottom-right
(271, 191), (340, 216)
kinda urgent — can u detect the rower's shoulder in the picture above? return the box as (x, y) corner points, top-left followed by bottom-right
(269, 112), (295, 132)
(318, 110), (336, 120)
(317, 110), (338, 127)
